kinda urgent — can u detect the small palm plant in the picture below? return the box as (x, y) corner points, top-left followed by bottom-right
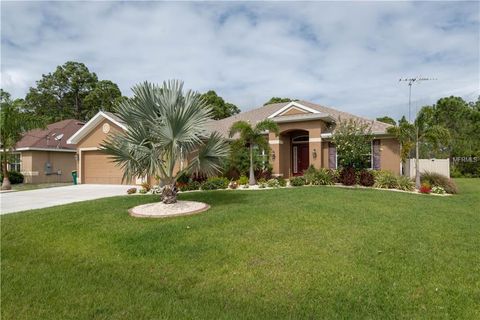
(101, 80), (228, 204)
(229, 120), (279, 185)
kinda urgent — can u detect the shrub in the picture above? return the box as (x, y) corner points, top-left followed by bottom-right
(177, 172), (189, 184)
(396, 176), (415, 191)
(190, 173), (207, 183)
(229, 181), (238, 189)
(139, 188), (147, 194)
(141, 182), (151, 192)
(276, 177), (287, 187)
(255, 167), (272, 180)
(188, 181), (201, 191)
(257, 178), (267, 188)
(127, 187), (137, 194)
(310, 168), (334, 185)
(237, 175), (249, 185)
(419, 183), (432, 194)
(179, 181), (201, 192)
(328, 169), (340, 183)
(373, 170), (398, 189)
(420, 171), (458, 194)
(290, 176), (306, 187)
(201, 177), (229, 190)
(0, 171), (24, 184)
(358, 170), (374, 187)
(267, 178), (280, 188)
(432, 186), (446, 194)
(303, 165), (318, 185)
(340, 167), (357, 186)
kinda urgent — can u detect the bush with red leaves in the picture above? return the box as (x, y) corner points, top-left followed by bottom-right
(359, 170), (375, 187)
(340, 167), (357, 186)
(419, 183), (432, 194)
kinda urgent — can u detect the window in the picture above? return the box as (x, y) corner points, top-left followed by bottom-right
(292, 135), (309, 143)
(336, 141), (372, 169)
(9, 153), (21, 172)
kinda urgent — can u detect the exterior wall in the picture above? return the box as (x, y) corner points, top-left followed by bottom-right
(379, 138), (401, 175)
(269, 120), (328, 177)
(320, 143), (329, 168)
(76, 119), (124, 149)
(21, 151), (76, 183)
(76, 119), (126, 184)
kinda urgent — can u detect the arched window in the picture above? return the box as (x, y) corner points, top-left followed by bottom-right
(292, 135), (309, 143)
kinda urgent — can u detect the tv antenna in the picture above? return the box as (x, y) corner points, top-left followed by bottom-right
(399, 77), (437, 122)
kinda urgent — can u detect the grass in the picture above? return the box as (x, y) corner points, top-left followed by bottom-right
(1, 179), (479, 319)
(11, 182), (72, 191)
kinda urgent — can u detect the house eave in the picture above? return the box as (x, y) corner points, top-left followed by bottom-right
(7, 147), (77, 153)
(272, 113), (335, 124)
(67, 111), (126, 144)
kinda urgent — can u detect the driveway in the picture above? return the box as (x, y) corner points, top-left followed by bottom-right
(1, 184), (136, 215)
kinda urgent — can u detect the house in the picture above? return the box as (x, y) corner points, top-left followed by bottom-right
(67, 111), (129, 184)
(68, 101), (401, 184)
(13, 119), (84, 183)
(212, 100), (401, 177)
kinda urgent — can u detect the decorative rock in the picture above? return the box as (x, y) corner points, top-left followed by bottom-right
(129, 201), (209, 218)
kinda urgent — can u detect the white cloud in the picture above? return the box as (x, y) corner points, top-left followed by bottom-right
(1, 1), (478, 120)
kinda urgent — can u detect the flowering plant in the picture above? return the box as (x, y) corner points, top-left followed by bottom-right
(431, 186), (446, 194)
(419, 183), (432, 194)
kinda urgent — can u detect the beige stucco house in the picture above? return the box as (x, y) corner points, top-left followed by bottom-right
(13, 119), (84, 183)
(68, 101), (401, 184)
(212, 100), (401, 177)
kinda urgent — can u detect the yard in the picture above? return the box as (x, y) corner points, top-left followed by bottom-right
(1, 179), (479, 319)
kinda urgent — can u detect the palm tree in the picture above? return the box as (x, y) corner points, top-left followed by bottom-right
(101, 80), (229, 204)
(229, 120), (279, 185)
(0, 90), (46, 190)
(388, 113), (449, 189)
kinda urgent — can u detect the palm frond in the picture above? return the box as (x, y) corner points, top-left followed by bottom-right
(255, 119), (280, 136)
(103, 80), (228, 185)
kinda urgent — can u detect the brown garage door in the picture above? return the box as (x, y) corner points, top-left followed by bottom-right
(82, 150), (125, 184)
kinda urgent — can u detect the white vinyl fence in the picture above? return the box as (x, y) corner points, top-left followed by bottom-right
(404, 158), (450, 178)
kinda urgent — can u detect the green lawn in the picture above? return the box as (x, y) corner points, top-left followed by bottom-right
(1, 179), (479, 319)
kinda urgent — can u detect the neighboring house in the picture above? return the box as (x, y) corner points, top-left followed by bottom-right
(67, 111), (130, 184)
(68, 101), (401, 184)
(13, 119), (84, 183)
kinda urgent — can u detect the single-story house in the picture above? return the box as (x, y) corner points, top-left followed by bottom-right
(67, 101), (400, 184)
(12, 119), (84, 183)
(212, 100), (400, 177)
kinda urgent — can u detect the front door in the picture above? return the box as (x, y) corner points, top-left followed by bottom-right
(292, 144), (309, 175)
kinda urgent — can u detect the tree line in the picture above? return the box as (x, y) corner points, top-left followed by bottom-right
(4, 61), (246, 122)
(377, 96), (480, 177)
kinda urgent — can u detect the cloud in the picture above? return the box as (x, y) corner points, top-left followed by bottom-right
(1, 1), (479, 121)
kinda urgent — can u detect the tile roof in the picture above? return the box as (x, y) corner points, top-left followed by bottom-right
(16, 119), (85, 150)
(208, 100), (392, 138)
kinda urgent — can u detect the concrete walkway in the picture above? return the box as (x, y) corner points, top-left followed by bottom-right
(0, 184), (136, 215)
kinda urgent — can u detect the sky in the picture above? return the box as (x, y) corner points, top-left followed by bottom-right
(1, 1), (479, 120)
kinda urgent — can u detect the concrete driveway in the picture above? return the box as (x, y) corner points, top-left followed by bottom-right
(1, 184), (137, 215)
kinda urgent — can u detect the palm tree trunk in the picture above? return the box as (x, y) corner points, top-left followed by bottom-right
(1, 151), (11, 190)
(161, 183), (177, 204)
(249, 143), (256, 185)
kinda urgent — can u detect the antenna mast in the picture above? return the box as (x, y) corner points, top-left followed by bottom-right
(399, 77), (437, 122)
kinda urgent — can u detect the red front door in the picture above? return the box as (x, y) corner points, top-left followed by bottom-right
(292, 144), (309, 175)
